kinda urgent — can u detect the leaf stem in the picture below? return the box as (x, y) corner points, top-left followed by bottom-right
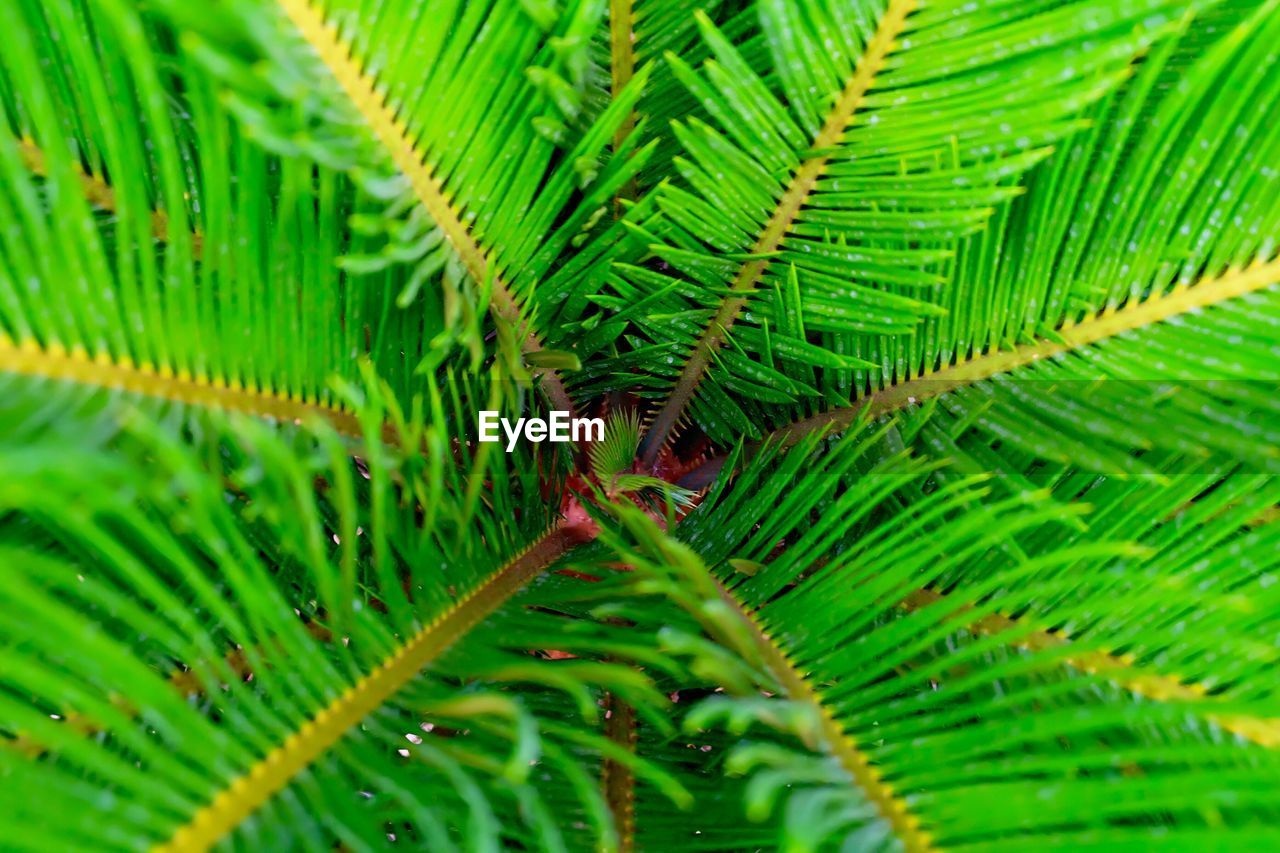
(274, 0), (576, 416)
(609, 0), (638, 207)
(602, 0), (642, 810)
(154, 524), (578, 851)
(900, 587), (1280, 748)
(602, 691), (638, 852)
(7, 622), (333, 760)
(0, 335), (363, 435)
(710, 575), (935, 852)
(17, 138), (203, 254)
(639, 0), (916, 467)
(766, 256), (1280, 447)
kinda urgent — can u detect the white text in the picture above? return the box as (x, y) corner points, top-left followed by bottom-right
(478, 411), (604, 452)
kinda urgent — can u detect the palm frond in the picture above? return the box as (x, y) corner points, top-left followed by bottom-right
(0, 367), (679, 849)
(580, 0), (1194, 457)
(148, 0), (661, 411)
(0, 0), (428, 428)
(4, 1), (1279, 848)
(597, 428), (1280, 849)
(771, 256), (1280, 449)
(729, 1), (1280, 450)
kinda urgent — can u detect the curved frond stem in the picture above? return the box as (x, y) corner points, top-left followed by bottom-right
(768, 255), (1280, 447)
(900, 588), (1280, 748)
(273, 0), (576, 415)
(17, 138), (202, 254)
(591, 59), (643, 817)
(610, 0), (638, 199)
(639, 0), (916, 467)
(602, 691), (638, 852)
(1254, 505), (1280, 527)
(155, 524), (578, 851)
(7, 623), (332, 760)
(710, 575), (934, 851)
(0, 335), (363, 435)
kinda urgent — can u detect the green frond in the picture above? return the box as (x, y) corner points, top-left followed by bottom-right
(3, 1), (1279, 849)
(724, 1), (1280, 451)
(573, 0), (1197, 451)
(0, 0), (433, 423)
(143, 0), (661, 409)
(0, 366), (694, 849)
(590, 408), (645, 485)
(595, 428), (1280, 849)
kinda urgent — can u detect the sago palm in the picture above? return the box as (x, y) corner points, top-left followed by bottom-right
(1, 0), (1278, 849)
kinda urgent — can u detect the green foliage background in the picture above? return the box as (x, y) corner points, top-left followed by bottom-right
(0, 0), (1278, 850)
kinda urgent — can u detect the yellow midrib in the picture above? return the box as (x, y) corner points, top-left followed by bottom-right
(273, 0), (574, 413)
(609, 0), (637, 155)
(11, 142), (363, 432)
(7, 623), (332, 760)
(603, 7), (640, 844)
(900, 588), (1280, 748)
(712, 577), (935, 852)
(602, 692), (638, 853)
(274, 0), (494, 312)
(609, 0), (639, 212)
(641, 0), (917, 464)
(773, 255), (1280, 445)
(0, 335), (362, 436)
(18, 138), (203, 254)
(155, 526), (571, 851)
